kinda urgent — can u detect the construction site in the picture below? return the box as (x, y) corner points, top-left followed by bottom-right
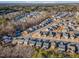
(0, 3), (79, 57)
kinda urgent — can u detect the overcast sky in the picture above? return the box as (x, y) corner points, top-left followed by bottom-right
(0, 0), (79, 3)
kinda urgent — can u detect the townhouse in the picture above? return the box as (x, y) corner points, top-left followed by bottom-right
(2, 35), (12, 43)
(0, 11), (79, 54)
(67, 43), (76, 53)
(57, 41), (67, 53)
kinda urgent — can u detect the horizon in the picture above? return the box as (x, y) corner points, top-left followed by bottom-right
(0, 1), (79, 3)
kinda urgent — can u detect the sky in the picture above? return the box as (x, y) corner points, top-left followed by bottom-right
(0, 0), (79, 3)
(0, 0), (79, 1)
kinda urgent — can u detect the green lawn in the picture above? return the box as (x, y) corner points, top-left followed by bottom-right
(32, 48), (79, 58)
